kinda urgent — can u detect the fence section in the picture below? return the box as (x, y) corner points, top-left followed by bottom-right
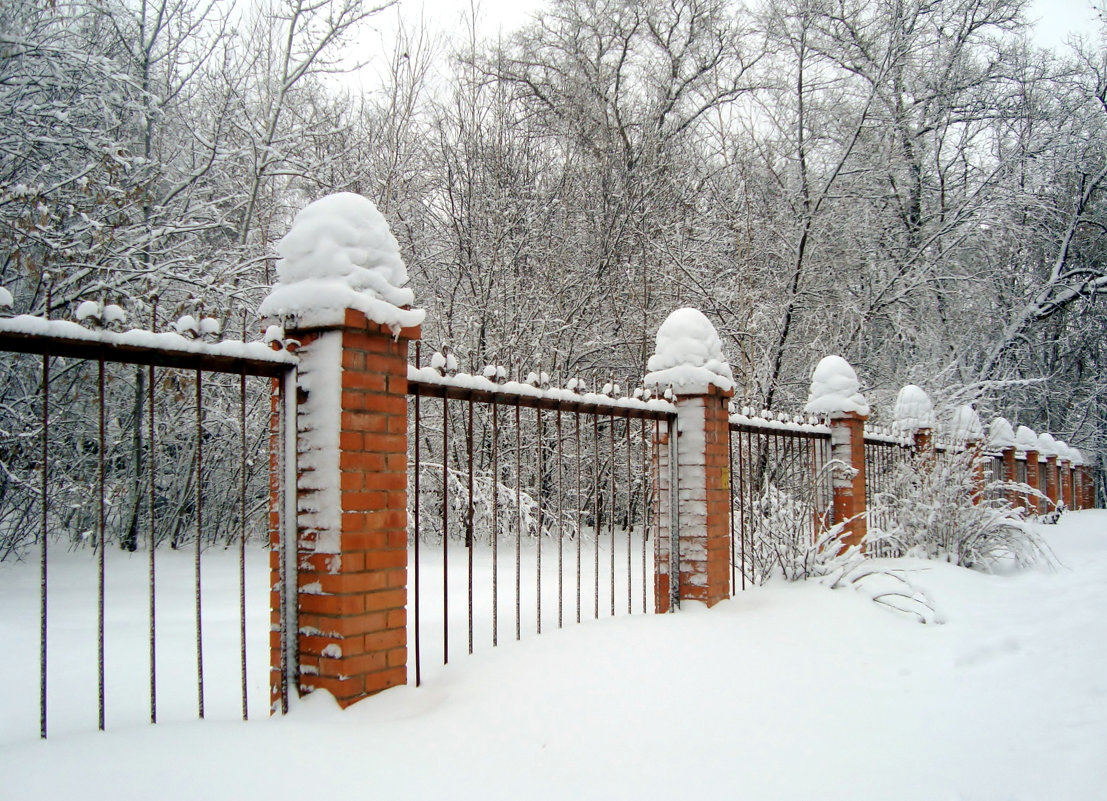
(0, 313), (296, 739)
(728, 412), (833, 586)
(407, 363), (675, 682)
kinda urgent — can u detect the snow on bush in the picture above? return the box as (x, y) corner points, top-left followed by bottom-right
(892, 384), (935, 432)
(867, 450), (1053, 572)
(803, 355), (869, 417)
(988, 417), (1017, 450)
(643, 307), (733, 394)
(259, 192), (425, 332)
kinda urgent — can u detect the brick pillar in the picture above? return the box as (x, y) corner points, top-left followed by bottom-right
(1042, 455), (1059, 512)
(969, 438), (986, 505)
(1001, 447), (1017, 509)
(654, 385), (733, 611)
(828, 412), (868, 550)
(912, 427), (935, 466)
(1060, 460), (1072, 510)
(1024, 450), (1041, 514)
(280, 310), (418, 707)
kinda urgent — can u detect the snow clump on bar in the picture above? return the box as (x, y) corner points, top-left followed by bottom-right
(803, 355), (869, 417)
(259, 192), (425, 332)
(643, 307), (734, 394)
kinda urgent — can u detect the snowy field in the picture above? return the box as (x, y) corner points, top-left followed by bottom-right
(2, 511), (1106, 800)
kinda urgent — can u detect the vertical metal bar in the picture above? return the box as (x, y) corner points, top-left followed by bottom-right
(413, 380), (421, 685)
(593, 414), (600, 620)
(467, 395), (474, 655)
(737, 425), (746, 591)
(668, 415), (680, 611)
(640, 417), (648, 615)
(442, 395), (449, 664)
(148, 355), (157, 723)
(556, 408), (563, 629)
(515, 401), (522, 641)
(239, 359), (248, 721)
(536, 406), (542, 634)
(728, 423), (736, 596)
(625, 415), (632, 615)
(575, 412), (582, 624)
(653, 418), (661, 610)
(609, 411), (615, 617)
(280, 366), (298, 713)
(195, 370), (205, 719)
(492, 401), (499, 647)
(97, 356), (106, 731)
(40, 352), (49, 739)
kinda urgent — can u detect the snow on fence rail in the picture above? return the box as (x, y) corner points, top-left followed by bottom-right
(0, 299), (298, 739)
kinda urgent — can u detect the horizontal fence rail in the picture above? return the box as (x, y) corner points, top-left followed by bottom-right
(407, 365), (676, 684)
(0, 315), (296, 740)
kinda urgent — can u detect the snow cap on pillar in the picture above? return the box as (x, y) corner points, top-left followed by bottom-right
(892, 385), (935, 432)
(644, 307), (734, 395)
(1015, 425), (1038, 452)
(1055, 440), (1073, 463)
(803, 355), (869, 417)
(1037, 432), (1060, 458)
(259, 192), (425, 332)
(950, 404), (984, 442)
(988, 417), (1017, 450)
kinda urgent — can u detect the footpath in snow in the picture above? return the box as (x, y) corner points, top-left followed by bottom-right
(1, 510), (1105, 800)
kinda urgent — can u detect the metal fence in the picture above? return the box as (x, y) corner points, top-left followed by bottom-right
(0, 314), (295, 739)
(407, 359), (675, 683)
(728, 413), (833, 585)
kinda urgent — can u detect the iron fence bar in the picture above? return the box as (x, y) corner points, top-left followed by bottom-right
(442, 394), (449, 665)
(413, 370), (422, 685)
(239, 362), (248, 721)
(536, 406), (543, 634)
(515, 400), (522, 641)
(492, 401), (499, 647)
(467, 395), (474, 655)
(195, 370), (205, 720)
(593, 413), (600, 620)
(728, 422), (736, 595)
(625, 415), (632, 615)
(575, 412), (582, 625)
(556, 409), (563, 629)
(668, 416), (680, 611)
(98, 356), (106, 731)
(40, 352), (48, 739)
(148, 358), (156, 724)
(640, 417), (648, 615)
(609, 412), (616, 617)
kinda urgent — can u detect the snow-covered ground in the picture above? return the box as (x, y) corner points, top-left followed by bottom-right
(2, 511), (1106, 800)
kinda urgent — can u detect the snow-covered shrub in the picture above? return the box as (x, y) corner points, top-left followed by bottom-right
(868, 450), (1053, 572)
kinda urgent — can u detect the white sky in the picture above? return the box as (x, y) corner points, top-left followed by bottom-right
(347, 0), (1103, 94)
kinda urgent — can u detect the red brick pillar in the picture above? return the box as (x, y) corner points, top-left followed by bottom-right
(280, 310), (418, 707)
(912, 427), (935, 467)
(654, 385), (733, 611)
(1042, 455), (1059, 512)
(1025, 450), (1042, 514)
(828, 412), (868, 550)
(1060, 458), (1072, 510)
(1001, 447), (1017, 508)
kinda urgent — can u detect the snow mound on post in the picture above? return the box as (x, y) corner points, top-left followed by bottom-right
(803, 355), (869, 417)
(1015, 425), (1038, 452)
(259, 192), (425, 332)
(949, 404), (983, 442)
(1037, 432), (1060, 458)
(987, 417), (1017, 450)
(892, 385), (935, 432)
(644, 308), (734, 394)
(1055, 440), (1073, 463)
